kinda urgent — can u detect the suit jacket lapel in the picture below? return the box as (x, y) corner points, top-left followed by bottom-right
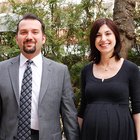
(8, 56), (52, 104)
(39, 57), (51, 103)
(8, 56), (20, 105)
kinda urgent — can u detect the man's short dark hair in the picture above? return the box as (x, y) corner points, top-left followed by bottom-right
(16, 13), (45, 34)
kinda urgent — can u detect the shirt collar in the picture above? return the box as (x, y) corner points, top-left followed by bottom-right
(20, 53), (42, 67)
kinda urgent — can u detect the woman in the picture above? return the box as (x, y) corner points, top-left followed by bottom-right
(78, 18), (140, 140)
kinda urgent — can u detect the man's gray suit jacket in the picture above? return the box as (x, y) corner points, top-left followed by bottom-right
(0, 55), (79, 140)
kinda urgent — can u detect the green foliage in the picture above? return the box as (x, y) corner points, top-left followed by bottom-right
(0, 32), (19, 60)
(70, 59), (89, 108)
(0, 45), (19, 61)
(128, 47), (140, 66)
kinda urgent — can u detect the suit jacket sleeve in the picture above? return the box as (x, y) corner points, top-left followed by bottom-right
(0, 95), (2, 125)
(60, 66), (80, 140)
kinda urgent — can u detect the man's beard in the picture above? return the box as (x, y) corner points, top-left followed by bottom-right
(23, 45), (36, 54)
(23, 39), (36, 54)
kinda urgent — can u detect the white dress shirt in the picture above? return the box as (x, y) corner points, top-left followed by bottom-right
(19, 53), (42, 130)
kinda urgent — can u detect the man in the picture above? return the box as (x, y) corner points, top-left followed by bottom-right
(0, 13), (79, 140)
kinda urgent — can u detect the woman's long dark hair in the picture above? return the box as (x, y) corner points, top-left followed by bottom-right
(89, 18), (122, 64)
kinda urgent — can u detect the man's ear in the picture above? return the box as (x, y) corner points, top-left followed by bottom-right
(42, 34), (46, 44)
(15, 35), (18, 44)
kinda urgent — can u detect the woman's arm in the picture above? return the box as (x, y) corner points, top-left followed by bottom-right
(78, 67), (87, 130)
(129, 65), (140, 140)
(133, 113), (140, 140)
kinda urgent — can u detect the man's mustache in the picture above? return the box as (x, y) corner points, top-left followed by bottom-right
(23, 39), (36, 44)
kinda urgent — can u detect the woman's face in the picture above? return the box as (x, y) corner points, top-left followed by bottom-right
(95, 24), (116, 56)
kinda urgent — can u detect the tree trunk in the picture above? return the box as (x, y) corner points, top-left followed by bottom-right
(113, 0), (136, 58)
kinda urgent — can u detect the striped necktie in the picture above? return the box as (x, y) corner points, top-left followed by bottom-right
(17, 60), (33, 140)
